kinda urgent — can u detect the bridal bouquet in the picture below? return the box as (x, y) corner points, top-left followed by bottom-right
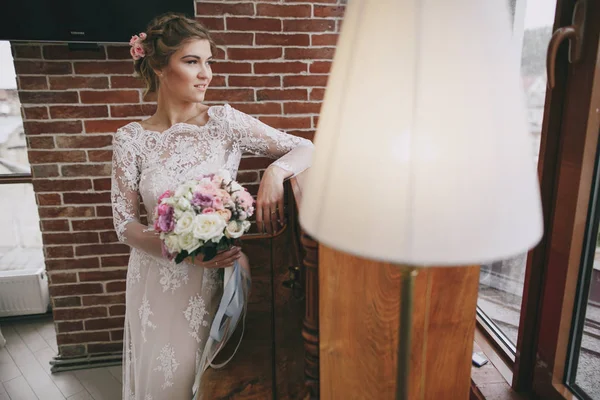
(153, 170), (255, 263)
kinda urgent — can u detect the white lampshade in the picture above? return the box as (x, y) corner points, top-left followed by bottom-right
(300, 0), (544, 266)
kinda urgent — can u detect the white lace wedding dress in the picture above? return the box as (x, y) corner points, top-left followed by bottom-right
(110, 104), (313, 400)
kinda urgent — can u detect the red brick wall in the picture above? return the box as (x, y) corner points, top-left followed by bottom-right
(12, 1), (345, 359)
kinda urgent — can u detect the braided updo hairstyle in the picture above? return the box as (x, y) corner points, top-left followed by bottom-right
(133, 13), (218, 95)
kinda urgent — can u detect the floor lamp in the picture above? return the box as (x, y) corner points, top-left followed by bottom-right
(299, 0), (544, 398)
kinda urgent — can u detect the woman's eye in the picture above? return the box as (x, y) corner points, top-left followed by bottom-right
(187, 60), (198, 65)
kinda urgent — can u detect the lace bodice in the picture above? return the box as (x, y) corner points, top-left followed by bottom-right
(111, 103), (314, 243)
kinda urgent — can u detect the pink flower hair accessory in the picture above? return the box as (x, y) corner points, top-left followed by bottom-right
(129, 32), (147, 60)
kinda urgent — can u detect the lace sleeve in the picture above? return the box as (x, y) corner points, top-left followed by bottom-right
(111, 128), (140, 243)
(227, 105), (314, 177)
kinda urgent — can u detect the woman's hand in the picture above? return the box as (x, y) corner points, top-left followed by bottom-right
(194, 246), (242, 269)
(256, 165), (288, 234)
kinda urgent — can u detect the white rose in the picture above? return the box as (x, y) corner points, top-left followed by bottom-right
(230, 181), (243, 192)
(174, 207), (184, 219)
(238, 211), (247, 221)
(177, 197), (192, 211)
(162, 197), (176, 206)
(192, 214), (227, 242)
(178, 232), (201, 253)
(174, 212), (195, 234)
(175, 181), (196, 198)
(242, 220), (251, 232)
(225, 221), (245, 239)
(164, 234), (181, 253)
(216, 169), (232, 185)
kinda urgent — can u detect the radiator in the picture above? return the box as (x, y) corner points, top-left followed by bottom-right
(0, 267), (49, 317)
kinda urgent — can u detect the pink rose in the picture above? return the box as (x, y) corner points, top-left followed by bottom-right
(129, 35), (139, 46)
(202, 208), (216, 214)
(158, 190), (172, 204)
(157, 203), (171, 216)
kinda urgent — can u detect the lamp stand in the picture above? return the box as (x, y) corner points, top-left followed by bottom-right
(397, 266), (419, 400)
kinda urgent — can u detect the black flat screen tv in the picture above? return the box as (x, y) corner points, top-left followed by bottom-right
(1, 0), (195, 43)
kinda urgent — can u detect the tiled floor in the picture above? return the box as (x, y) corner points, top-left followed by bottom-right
(0, 315), (122, 400)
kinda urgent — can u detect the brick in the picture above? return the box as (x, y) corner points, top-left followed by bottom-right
(33, 179), (92, 193)
(101, 255), (130, 268)
(285, 48), (335, 60)
(284, 75), (328, 87)
(254, 62), (307, 74)
(257, 4), (311, 17)
(311, 34), (339, 46)
(258, 116), (311, 130)
(227, 47), (281, 60)
(93, 178), (111, 191)
(61, 164), (112, 177)
(50, 105), (108, 119)
(106, 281), (126, 293)
(18, 76), (48, 90)
(63, 192), (111, 204)
(12, 45), (42, 59)
(110, 104), (156, 118)
(49, 272), (78, 284)
(53, 297), (82, 308)
(79, 269), (127, 282)
(87, 148), (116, 163)
(32, 165), (59, 178)
(43, 232), (99, 245)
(257, 89), (307, 101)
(56, 331), (110, 345)
(37, 193), (61, 206)
(46, 258), (100, 271)
(284, 102), (322, 114)
(96, 206), (113, 217)
(310, 61), (332, 73)
(43, 45), (106, 60)
(314, 5), (346, 18)
(310, 88), (326, 101)
(237, 171), (259, 184)
(28, 136), (54, 149)
(227, 17), (281, 32)
(49, 76), (109, 90)
(229, 102), (281, 115)
(110, 330), (124, 341)
(59, 345), (86, 357)
(18, 91), (79, 104)
(209, 76), (226, 87)
(82, 293), (126, 306)
(106, 46), (131, 59)
(256, 33), (309, 46)
(88, 342), (123, 354)
(50, 283), (104, 297)
(56, 135), (113, 149)
(72, 219), (115, 231)
(41, 220), (70, 233)
(76, 244), (130, 257)
(45, 245), (74, 258)
(39, 206), (95, 219)
(109, 305), (126, 316)
(195, 17), (225, 31)
(212, 61), (252, 74)
(23, 121), (82, 135)
(239, 156), (272, 170)
(14, 61), (72, 75)
(312, 115), (319, 127)
(197, 2), (255, 16)
(211, 32), (254, 46)
(84, 317), (124, 331)
(74, 61), (133, 75)
(283, 19), (335, 33)
(85, 120), (134, 133)
(229, 75), (280, 87)
(205, 89), (254, 102)
(28, 151), (86, 164)
(54, 306), (107, 321)
(56, 321), (84, 333)
(80, 91), (139, 104)
(285, 0), (337, 3)
(110, 76), (145, 89)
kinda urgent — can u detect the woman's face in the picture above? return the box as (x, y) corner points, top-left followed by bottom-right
(158, 38), (213, 103)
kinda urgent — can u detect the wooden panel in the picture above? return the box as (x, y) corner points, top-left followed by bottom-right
(319, 245), (479, 400)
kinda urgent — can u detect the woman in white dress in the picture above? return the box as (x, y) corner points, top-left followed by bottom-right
(110, 13), (314, 400)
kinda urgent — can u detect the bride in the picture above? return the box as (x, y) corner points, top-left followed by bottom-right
(110, 12), (314, 400)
